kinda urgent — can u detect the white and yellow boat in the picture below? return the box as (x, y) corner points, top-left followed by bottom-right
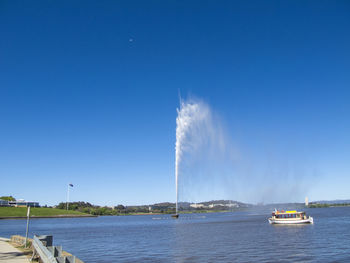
(268, 209), (313, 224)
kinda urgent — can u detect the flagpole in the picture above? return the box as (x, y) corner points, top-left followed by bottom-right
(66, 184), (70, 210)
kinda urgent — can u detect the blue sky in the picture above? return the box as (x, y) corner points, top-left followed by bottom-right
(1, 1), (349, 206)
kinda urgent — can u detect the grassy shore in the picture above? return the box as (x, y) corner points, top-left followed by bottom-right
(308, 203), (350, 208)
(0, 207), (91, 218)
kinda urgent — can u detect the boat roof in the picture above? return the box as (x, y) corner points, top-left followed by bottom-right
(274, 210), (304, 214)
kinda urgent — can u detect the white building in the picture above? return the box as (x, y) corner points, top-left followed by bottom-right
(209, 204), (226, 208)
(190, 203), (205, 208)
(227, 203), (239, 208)
(8, 199), (40, 207)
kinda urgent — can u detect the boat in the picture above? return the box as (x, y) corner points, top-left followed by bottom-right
(171, 214), (179, 219)
(268, 209), (313, 224)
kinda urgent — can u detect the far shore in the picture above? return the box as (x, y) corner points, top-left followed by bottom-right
(0, 213), (164, 219)
(0, 210), (234, 220)
(0, 214), (97, 220)
(2, 202), (350, 220)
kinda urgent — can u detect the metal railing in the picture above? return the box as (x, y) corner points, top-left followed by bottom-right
(31, 235), (76, 263)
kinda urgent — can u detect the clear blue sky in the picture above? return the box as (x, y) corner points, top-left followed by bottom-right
(1, 1), (349, 206)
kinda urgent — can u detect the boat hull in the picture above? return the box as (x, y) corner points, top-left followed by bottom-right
(171, 214), (179, 219)
(268, 217), (313, 224)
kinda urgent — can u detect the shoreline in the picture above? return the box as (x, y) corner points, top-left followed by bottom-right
(0, 211), (226, 219)
(0, 214), (97, 220)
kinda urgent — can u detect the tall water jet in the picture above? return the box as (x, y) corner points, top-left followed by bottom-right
(175, 98), (211, 215)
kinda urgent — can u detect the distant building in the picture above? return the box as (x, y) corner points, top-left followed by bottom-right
(190, 203), (205, 208)
(209, 203), (226, 208)
(0, 199), (9, 206)
(190, 202), (239, 209)
(8, 199), (40, 207)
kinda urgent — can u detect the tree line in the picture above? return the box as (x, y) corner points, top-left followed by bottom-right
(55, 202), (176, 215)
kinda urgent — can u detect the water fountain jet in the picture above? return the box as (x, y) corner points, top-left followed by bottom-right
(173, 98), (209, 218)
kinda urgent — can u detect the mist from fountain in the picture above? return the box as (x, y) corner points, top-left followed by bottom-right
(174, 97), (313, 210)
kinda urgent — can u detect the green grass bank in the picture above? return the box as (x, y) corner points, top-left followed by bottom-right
(0, 207), (93, 219)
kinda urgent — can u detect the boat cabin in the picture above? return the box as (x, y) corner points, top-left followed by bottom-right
(272, 210), (306, 219)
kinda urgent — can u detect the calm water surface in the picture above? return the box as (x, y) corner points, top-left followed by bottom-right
(1, 207), (350, 262)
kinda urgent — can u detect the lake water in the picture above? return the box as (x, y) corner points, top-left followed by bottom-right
(1, 207), (350, 262)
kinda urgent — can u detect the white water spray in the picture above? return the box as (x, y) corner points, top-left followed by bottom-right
(175, 99), (214, 214)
